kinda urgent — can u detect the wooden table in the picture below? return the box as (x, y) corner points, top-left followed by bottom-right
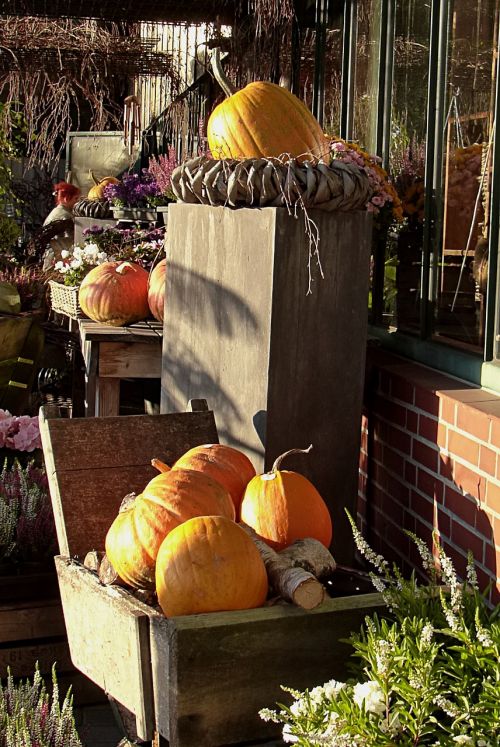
(78, 319), (163, 417)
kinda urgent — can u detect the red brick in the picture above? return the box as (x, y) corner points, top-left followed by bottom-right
(385, 423), (412, 455)
(412, 439), (439, 472)
(490, 417), (500, 448)
(391, 375), (414, 404)
(373, 395), (407, 427)
(444, 485), (477, 525)
(437, 423), (447, 450)
(415, 387), (439, 416)
(406, 408), (419, 434)
(410, 488), (434, 523)
(440, 455), (454, 481)
(381, 491), (405, 525)
(486, 480), (500, 512)
(475, 507), (494, 541)
(456, 403), (490, 442)
(448, 430), (479, 466)
(436, 508), (451, 536)
(419, 414), (438, 443)
(452, 462), (486, 503)
(483, 541), (500, 578)
(450, 520), (484, 560)
(440, 395), (456, 425)
(361, 412), (369, 431)
(479, 444), (496, 477)
(416, 469), (443, 500)
(405, 460), (416, 485)
(441, 540), (468, 577)
(379, 370), (391, 394)
(383, 445), (405, 477)
(385, 472), (410, 505)
(386, 525), (411, 558)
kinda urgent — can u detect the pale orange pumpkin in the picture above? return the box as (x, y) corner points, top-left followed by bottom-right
(87, 174), (120, 200)
(240, 445), (332, 551)
(156, 515), (268, 616)
(152, 443), (256, 518)
(207, 49), (329, 163)
(147, 258), (167, 322)
(105, 468), (235, 589)
(79, 261), (150, 326)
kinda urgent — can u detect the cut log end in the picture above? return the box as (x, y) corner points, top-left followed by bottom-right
(83, 550), (105, 573)
(293, 577), (325, 610)
(98, 554), (125, 587)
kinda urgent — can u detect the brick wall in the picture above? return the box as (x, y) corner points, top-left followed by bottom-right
(359, 347), (500, 606)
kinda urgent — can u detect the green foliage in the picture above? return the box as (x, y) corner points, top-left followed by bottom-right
(260, 515), (499, 746)
(0, 665), (82, 747)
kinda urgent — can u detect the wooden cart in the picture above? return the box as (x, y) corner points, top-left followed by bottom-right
(40, 404), (384, 746)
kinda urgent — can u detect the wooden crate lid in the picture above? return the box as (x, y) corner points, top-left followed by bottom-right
(40, 401), (218, 559)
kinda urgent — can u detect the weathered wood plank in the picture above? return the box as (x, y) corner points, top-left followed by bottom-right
(0, 599), (66, 642)
(40, 410), (219, 557)
(99, 342), (162, 378)
(79, 319), (163, 344)
(150, 593), (384, 746)
(55, 557), (158, 741)
(0, 638), (72, 678)
(97, 377), (121, 417)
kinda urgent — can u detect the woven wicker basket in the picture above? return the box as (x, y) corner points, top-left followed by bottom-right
(49, 280), (85, 321)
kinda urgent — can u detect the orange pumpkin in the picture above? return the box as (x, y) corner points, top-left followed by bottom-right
(240, 445), (332, 551)
(207, 49), (329, 163)
(88, 174), (120, 200)
(105, 468), (235, 589)
(153, 443), (255, 518)
(156, 515), (268, 616)
(79, 261), (150, 326)
(147, 258), (167, 322)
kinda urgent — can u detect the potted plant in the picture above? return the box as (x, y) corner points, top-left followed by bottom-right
(103, 171), (162, 222)
(260, 516), (499, 746)
(144, 150), (179, 224)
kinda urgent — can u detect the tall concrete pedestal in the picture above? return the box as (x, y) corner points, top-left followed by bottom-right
(161, 203), (372, 563)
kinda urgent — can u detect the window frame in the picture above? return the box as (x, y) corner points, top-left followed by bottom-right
(333, 0), (500, 390)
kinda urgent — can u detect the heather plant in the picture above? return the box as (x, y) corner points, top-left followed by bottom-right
(260, 513), (500, 746)
(0, 458), (56, 565)
(0, 666), (82, 747)
(146, 150), (178, 203)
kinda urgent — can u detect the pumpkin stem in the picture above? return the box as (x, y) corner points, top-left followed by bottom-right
(90, 170), (99, 185)
(271, 444), (313, 473)
(210, 47), (237, 98)
(151, 458), (171, 473)
(115, 261), (135, 275)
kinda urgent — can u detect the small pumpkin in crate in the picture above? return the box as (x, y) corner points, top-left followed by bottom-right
(207, 48), (329, 163)
(240, 445), (332, 551)
(79, 261), (150, 326)
(147, 258), (167, 322)
(152, 443), (256, 518)
(105, 468), (235, 589)
(156, 515), (268, 616)
(87, 173), (120, 200)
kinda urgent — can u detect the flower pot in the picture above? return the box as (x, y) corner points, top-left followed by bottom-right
(111, 207), (158, 222)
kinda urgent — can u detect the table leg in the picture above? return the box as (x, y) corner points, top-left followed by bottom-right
(97, 377), (121, 416)
(82, 340), (98, 417)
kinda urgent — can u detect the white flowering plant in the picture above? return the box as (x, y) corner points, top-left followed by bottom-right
(260, 513), (499, 746)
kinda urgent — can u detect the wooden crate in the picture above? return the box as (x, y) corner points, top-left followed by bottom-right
(40, 405), (384, 746)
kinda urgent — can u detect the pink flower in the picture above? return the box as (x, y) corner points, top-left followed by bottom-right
(0, 410), (41, 452)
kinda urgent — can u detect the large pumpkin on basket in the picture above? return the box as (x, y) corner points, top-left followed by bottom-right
(207, 49), (329, 162)
(240, 446), (332, 551)
(152, 443), (256, 517)
(79, 261), (150, 326)
(147, 258), (167, 322)
(105, 468), (235, 589)
(156, 515), (268, 616)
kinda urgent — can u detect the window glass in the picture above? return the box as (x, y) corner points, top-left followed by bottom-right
(390, 1), (431, 332)
(432, 1), (497, 351)
(353, 0), (382, 153)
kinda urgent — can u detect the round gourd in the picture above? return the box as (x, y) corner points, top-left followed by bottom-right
(207, 49), (328, 163)
(240, 445), (332, 551)
(88, 175), (120, 200)
(105, 468), (235, 589)
(147, 258), (167, 322)
(156, 515), (268, 616)
(152, 443), (256, 518)
(79, 261), (150, 326)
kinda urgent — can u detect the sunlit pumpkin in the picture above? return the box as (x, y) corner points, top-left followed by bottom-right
(207, 49), (329, 163)
(79, 261), (150, 326)
(105, 468), (236, 589)
(152, 443), (255, 518)
(147, 258), (167, 322)
(156, 515), (268, 616)
(240, 445), (332, 551)
(88, 174), (120, 200)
